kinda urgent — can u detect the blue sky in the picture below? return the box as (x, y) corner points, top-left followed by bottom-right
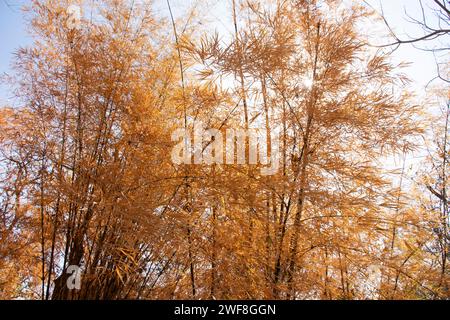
(366, 0), (446, 91)
(0, 0), (445, 106)
(0, 0), (30, 106)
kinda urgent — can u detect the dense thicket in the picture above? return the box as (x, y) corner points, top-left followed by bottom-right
(0, 0), (448, 299)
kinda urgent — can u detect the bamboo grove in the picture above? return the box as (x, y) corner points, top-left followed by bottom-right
(0, 0), (448, 300)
